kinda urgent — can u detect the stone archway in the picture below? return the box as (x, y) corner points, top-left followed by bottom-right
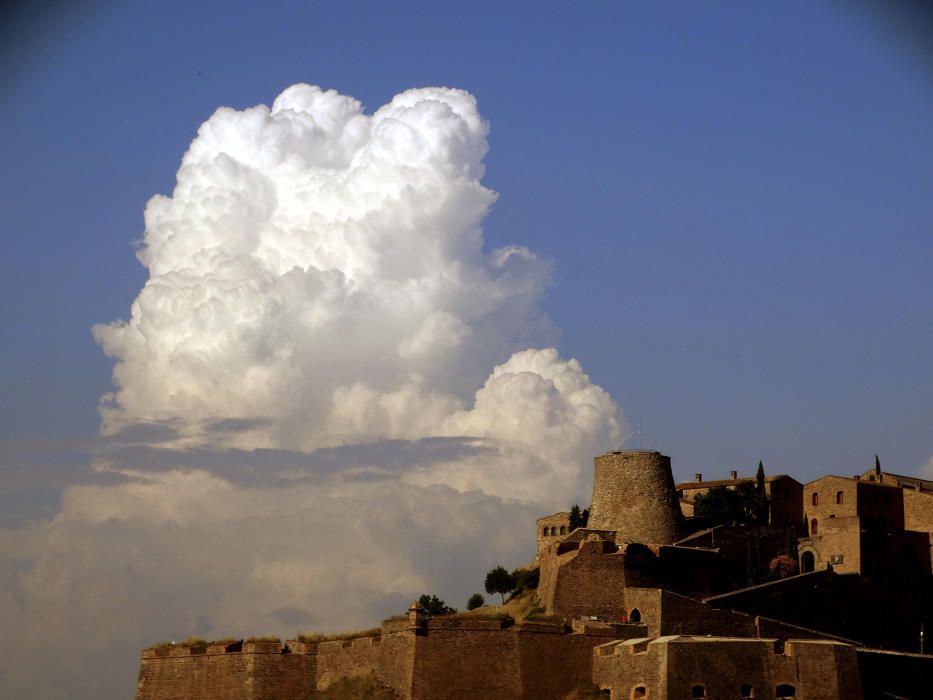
(800, 551), (815, 573)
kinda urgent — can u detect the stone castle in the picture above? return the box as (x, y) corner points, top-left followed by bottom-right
(136, 451), (933, 699)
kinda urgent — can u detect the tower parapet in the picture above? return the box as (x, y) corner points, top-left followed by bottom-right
(587, 450), (681, 545)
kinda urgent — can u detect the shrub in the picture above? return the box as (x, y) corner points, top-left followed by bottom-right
(180, 637), (208, 647)
(769, 555), (798, 578)
(418, 593), (456, 616)
(524, 612), (564, 624)
(467, 593), (484, 610)
(512, 566), (540, 591)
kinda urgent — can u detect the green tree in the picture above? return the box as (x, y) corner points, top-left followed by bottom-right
(484, 565), (516, 604)
(694, 485), (744, 525)
(569, 505), (583, 530)
(695, 478), (770, 528)
(512, 566), (540, 591)
(568, 504), (589, 530)
(417, 594), (455, 616)
(466, 593), (484, 610)
(753, 461), (769, 525)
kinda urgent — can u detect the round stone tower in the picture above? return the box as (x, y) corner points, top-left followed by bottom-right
(587, 450), (681, 545)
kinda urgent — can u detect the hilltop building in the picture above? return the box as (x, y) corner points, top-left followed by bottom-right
(136, 450), (933, 699)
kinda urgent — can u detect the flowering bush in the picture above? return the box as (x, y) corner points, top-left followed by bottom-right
(769, 555), (798, 578)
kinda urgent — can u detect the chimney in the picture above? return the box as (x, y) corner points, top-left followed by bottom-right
(694, 473), (702, 483)
(730, 470), (738, 480)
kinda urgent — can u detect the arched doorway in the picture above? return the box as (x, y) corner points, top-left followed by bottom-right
(629, 608), (641, 623)
(800, 551), (815, 573)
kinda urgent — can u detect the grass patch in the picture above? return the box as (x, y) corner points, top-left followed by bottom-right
(296, 628), (381, 643)
(445, 611), (513, 622)
(523, 612), (565, 624)
(180, 637), (208, 647)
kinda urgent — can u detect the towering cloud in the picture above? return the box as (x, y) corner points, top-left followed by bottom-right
(92, 84), (624, 503)
(0, 85), (627, 699)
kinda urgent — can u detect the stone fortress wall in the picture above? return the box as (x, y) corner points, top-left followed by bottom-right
(593, 636), (864, 700)
(136, 450), (933, 699)
(136, 616), (639, 700)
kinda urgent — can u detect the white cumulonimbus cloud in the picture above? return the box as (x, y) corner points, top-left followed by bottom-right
(0, 85), (629, 700)
(92, 83), (626, 503)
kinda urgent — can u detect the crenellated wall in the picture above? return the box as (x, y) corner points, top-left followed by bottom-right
(135, 618), (636, 700)
(135, 640), (315, 700)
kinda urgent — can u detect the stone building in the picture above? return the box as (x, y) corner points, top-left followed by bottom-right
(676, 471), (803, 529)
(798, 474), (931, 577)
(135, 447), (933, 699)
(593, 636), (863, 700)
(858, 465), (933, 492)
(535, 511), (572, 559)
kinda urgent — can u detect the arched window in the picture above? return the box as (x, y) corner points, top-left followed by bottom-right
(810, 518), (818, 535)
(836, 491), (844, 504)
(631, 687), (647, 699)
(560, 526), (566, 535)
(542, 527), (549, 536)
(550, 526), (556, 536)
(776, 684), (796, 698)
(800, 551), (815, 573)
(629, 608), (641, 623)
(691, 685), (706, 698)
(740, 684), (754, 698)
(811, 492), (819, 506)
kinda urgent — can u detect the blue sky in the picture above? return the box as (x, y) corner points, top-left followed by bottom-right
(1, 3), (932, 697)
(2, 1), (931, 481)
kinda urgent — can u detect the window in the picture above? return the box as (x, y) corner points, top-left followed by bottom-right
(550, 527), (556, 536)
(560, 526), (566, 535)
(811, 492), (819, 506)
(691, 685), (706, 698)
(632, 687), (647, 699)
(810, 518), (818, 535)
(542, 527), (548, 536)
(629, 608), (641, 623)
(740, 684), (754, 699)
(775, 684), (796, 698)
(836, 491), (844, 504)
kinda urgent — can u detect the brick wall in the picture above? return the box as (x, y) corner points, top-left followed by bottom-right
(411, 618), (520, 699)
(315, 636), (382, 690)
(135, 642), (315, 700)
(594, 636), (862, 700)
(538, 539), (634, 619)
(903, 490), (933, 573)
